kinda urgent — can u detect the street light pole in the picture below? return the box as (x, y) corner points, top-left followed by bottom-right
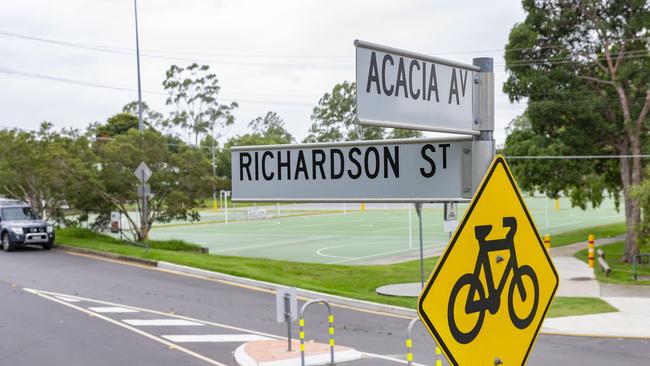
(134, 0), (147, 253)
(134, 0), (144, 135)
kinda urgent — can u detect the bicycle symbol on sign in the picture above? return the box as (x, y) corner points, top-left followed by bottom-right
(447, 217), (540, 344)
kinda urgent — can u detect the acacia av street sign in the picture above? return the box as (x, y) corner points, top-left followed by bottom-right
(355, 40), (481, 135)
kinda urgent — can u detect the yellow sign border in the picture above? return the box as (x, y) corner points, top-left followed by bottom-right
(417, 155), (559, 366)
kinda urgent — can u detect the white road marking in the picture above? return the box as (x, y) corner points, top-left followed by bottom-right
(122, 319), (204, 326)
(24, 288), (422, 364)
(55, 296), (81, 302)
(161, 334), (270, 343)
(23, 288), (226, 366)
(88, 306), (139, 313)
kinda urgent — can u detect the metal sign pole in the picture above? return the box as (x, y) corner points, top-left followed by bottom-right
(415, 203), (424, 288)
(284, 293), (292, 351)
(142, 171), (148, 255)
(471, 57), (496, 191)
(225, 192), (229, 224)
(408, 204), (413, 249)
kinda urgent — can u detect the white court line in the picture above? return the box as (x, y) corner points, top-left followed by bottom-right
(329, 248), (416, 264)
(122, 319), (204, 326)
(162, 334), (270, 343)
(546, 221), (582, 229)
(316, 245), (354, 259)
(89, 306), (139, 313)
(214, 235), (340, 253)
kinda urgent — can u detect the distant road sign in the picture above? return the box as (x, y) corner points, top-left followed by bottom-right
(231, 137), (473, 202)
(418, 155), (558, 366)
(137, 183), (151, 198)
(355, 40), (480, 135)
(134, 161), (152, 184)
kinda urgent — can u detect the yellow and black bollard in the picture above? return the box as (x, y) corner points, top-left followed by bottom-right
(544, 234), (551, 253)
(588, 234), (595, 268)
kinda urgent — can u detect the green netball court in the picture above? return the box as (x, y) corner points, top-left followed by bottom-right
(149, 196), (624, 264)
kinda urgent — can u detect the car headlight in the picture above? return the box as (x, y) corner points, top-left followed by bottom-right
(10, 226), (23, 235)
(47, 225), (54, 233)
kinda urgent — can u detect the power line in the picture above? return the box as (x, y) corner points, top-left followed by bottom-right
(0, 30), (351, 70)
(0, 67), (316, 108)
(499, 51), (649, 67)
(3, 66), (647, 111)
(507, 155), (650, 159)
(2, 30), (647, 69)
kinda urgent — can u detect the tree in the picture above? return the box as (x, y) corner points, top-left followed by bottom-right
(94, 113), (139, 138)
(249, 111), (294, 143)
(304, 81), (422, 142)
(387, 128), (423, 139)
(0, 123), (97, 222)
(80, 130), (213, 241)
(304, 81), (385, 142)
(122, 101), (165, 131)
(91, 102), (165, 140)
(503, 0), (650, 261)
(163, 63), (238, 145)
(217, 114), (295, 181)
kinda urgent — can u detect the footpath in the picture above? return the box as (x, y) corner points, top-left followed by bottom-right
(542, 235), (650, 338)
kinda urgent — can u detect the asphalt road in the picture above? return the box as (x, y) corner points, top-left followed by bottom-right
(1, 248), (648, 366)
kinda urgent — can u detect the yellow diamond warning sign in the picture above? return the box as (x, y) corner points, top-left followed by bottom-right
(418, 155), (559, 366)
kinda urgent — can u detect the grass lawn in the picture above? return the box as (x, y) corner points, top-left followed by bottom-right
(576, 241), (650, 285)
(547, 297), (617, 318)
(550, 222), (627, 247)
(56, 228), (618, 318)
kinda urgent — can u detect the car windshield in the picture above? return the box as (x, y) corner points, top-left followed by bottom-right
(2, 207), (39, 220)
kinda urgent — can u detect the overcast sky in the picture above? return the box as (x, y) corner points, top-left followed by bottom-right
(0, 0), (527, 146)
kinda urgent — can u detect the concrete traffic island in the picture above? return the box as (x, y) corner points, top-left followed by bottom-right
(376, 282), (422, 297)
(234, 339), (362, 366)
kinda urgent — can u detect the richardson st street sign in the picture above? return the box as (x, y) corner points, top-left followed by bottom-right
(231, 137), (474, 202)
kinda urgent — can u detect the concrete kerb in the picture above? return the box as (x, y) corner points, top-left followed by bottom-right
(233, 340), (362, 366)
(55, 244), (158, 267)
(157, 261), (418, 318)
(54, 244), (416, 318)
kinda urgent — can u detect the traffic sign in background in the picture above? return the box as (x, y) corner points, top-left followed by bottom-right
(231, 137), (473, 202)
(418, 155), (559, 366)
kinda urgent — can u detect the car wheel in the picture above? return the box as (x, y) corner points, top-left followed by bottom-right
(42, 240), (53, 250)
(2, 232), (15, 252)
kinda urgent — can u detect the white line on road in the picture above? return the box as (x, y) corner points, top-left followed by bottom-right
(162, 334), (270, 343)
(23, 288), (227, 366)
(88, 306), (139, 313)
(24, 288), (424, 365)
(122, 319), (204, 326)
(55, 296), (81, 302)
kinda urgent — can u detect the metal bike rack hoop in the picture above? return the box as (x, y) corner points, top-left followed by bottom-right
(299, 299), (335, 366)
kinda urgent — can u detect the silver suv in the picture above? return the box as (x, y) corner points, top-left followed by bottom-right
(0, 199), (55, 252)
